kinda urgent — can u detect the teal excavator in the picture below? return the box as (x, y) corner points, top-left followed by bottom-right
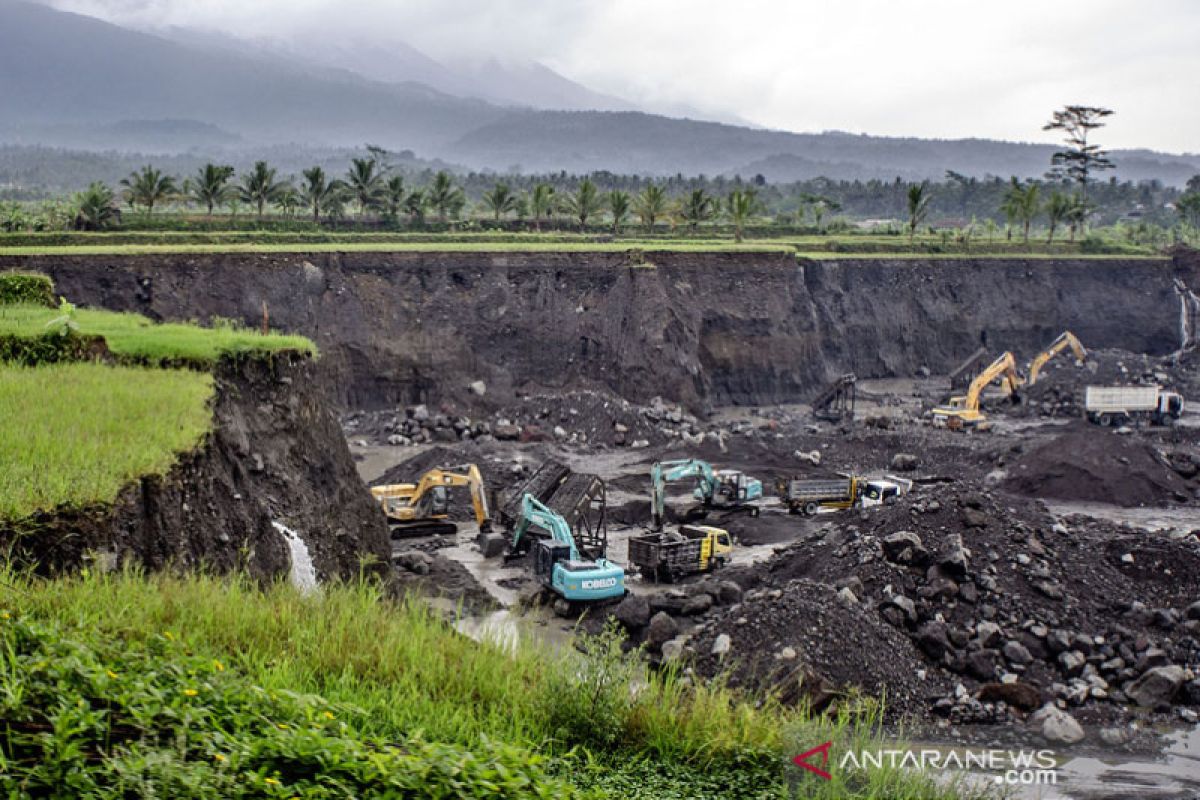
(650, 459), (762, 531)
(511, 493), (626, 603)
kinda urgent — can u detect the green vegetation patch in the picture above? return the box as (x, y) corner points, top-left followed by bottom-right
(0, 363), (213, 519)
(0, 611), (587, 799)
(0, 271), (55, 307)
(0, 570), (971, 799)
(0, 304), (315, 366)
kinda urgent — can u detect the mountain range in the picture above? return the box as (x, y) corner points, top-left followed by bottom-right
(2, 0), (1197, 186)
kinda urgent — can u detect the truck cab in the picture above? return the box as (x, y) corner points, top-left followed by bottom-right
(859, 477), (914, 508)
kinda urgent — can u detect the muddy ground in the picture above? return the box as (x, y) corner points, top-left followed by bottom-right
(348, 343), (1200, 755)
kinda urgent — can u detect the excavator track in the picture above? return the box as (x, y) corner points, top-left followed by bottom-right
(389, 520), (458, 538)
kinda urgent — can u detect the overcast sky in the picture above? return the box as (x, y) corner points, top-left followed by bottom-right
(45, 0), (1200, 153)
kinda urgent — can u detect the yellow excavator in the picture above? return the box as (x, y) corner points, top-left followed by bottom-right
(370, 464), (492, 537)
(932, 351), (1022, 428)
(1023, 331), (1087, 387)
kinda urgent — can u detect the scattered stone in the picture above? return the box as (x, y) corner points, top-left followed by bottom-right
(613, 594), (651, 629)
(468, 380), (487, 396)
(882, 530), (927, 565)
(683, 593), (715, 616)
(1030, 704), (1085, 744)
(1126, 665), (1186, 707)
(647, 612), (679, 647)
(711, 633), (732, 657)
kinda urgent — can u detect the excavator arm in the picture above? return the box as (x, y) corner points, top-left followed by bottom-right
(1026, 331), (1086, 386)
(650, 459), (716, 530)
(511, 494), (578, 559)
(963, 352), (1020, 412)
(933, 351), (1019, 425)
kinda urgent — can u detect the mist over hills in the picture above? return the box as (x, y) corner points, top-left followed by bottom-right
(2, 0), (1197, 186)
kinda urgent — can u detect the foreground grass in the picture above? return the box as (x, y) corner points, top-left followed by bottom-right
(0, 303), (315, 364)
(0, 363), (213, 519)
(0, 570), (974, 799)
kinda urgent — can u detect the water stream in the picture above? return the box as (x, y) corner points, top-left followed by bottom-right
(272, 521), (319, 594)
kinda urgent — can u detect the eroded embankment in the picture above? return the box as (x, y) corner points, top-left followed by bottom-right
(6, 251), (1195, 411)
(0, 353), (390, 580)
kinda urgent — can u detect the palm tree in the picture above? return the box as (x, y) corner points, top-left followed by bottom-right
(426, 171), (464, 223)
(725, 189), (760, 242)
(1000, 178), (1041, 245)
(678, 189), (715, 232)
(906, 183), (932, 243)
(404, 189), (428, 225)
(346, 157), (384, 217)
(275, 185), (300, 218)
(119, 165), (175, 215)
(1045, 191), (1072, 244)
(482, 182), (517, 221)
(382, 176), (406, 220)
(564, 179), (602, 230)
(74, 182), (119, 230)
(239, 161), (286, 219)
(607, 190), (631, 234)
(634, 185), (668, 232)
(299, 167), (344, 224)
(1065, 196), (1089, 242)
(190, 164), (234, 218)
(529, 183), (555, 231)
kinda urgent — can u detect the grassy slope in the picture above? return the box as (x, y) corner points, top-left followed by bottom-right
(0, 363), (213, 518)
(1, 570), (979, 799)
(0, 229), (1160, 257)
(0, 304), (315, 363)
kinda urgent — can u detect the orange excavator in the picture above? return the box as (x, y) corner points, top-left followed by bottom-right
(931, 351), (1022, 429)
(370, 464), (492, 537)
(1023, 331), (1087, 387)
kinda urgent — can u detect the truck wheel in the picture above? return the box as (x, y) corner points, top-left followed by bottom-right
(804, 502), (818, 516)
(1098, 413), (1113, 427)
(750, 507), (760, 518)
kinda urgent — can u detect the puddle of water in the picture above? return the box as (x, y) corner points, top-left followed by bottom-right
(1044, 501), (1200, 535)
(1022, 727), (1200, 800)
(272, 521), (318, 594)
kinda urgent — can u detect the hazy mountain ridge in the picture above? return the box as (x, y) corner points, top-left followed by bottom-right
(2, 1), (1197, 185)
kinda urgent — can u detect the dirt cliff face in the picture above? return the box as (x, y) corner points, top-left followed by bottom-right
(6, 250), (1195, 412)
(1, 353), (390, 580)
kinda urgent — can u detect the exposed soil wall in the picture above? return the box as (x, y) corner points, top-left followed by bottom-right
(0, 353), (390, 580)
(5, 251), (1195, 412)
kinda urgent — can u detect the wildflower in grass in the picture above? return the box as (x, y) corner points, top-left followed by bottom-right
(277, 723), (289, 730)
(214, 754), (226, 763)
(163, 631), (175, 641)
(264, 777), (280, 786)
(106, 669), (118, 679)
(183, 688), (198, 697)
(1, 611), (10, 620)
(213, 659), (224, 672)
(323, 710), (335, 720)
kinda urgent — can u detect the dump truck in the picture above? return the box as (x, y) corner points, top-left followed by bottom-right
(1085, 385), (1185, 426)
(627, 525), (733, 581)
(776, 475), (913, 516)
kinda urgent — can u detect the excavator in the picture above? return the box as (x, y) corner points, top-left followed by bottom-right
(931, 351), (1022, 429)
(370, 464), (492, 537)
(650, 459), (762, 530)
(510, 493), (626, 603)
(1023, 331), (1087, 387)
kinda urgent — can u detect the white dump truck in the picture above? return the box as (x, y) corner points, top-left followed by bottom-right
(1084, 385), (1185, 426)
